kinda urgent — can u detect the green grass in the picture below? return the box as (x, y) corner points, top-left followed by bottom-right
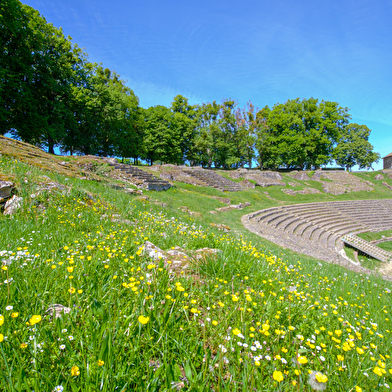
(0, 155), (392, 391)
(378, 241), (392, 252)
(357, 230), (392, 242)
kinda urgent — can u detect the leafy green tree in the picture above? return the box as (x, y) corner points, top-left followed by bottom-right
(334, 123), (380, 171)
(259, 98), (351, 169)
(193, 101), (221, 167)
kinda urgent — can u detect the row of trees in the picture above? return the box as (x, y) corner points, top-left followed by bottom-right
(1, 1), (380, 170)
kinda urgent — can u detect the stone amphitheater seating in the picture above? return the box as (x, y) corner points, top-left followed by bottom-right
(183, 169), (244, 192)
(109, 163), (171, 191)
(243, 199), (392, 267)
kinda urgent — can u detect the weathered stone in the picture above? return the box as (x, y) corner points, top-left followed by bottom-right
(210, 223), (231, 232)
(375, 174), (384, 180)
(194, 248), (222, 260)
(288, 172), (311, 181)
(211, 197), (231, 204)
(139, 241), (166, 260)
(239, 179), (256, 189)
(382, 182), (392, 190)
(281, 187), (321, 196)
(0, 181), (14, 199)
(4, 195), (22, 215)
(45, 304), (71, 319)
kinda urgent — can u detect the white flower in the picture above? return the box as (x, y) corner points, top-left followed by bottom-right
(237, 333), (245, 339)
(61, 329), (67, 333)
(5, 305), (13, 311)
(68, 335), (74, 341)
(59, 345), (66, 350)
(319, 356), (325, 362)
(265, 355), (271, 361)
(53, 386), (64, 392)
(250, 346), (257, 351)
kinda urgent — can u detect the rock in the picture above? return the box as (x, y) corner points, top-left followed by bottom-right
(239, 179), (256, 189)
(189, 211), (202, 218)
(139, 241), (166, 260)
(215, 205), (236, 212)
(210, 223), (231, 232)
(382, 182), (392, 190)
(281, 187), (321, 196)
(4, 195), (22, 215)
(194, 248), (222, 260)
(0, 181), (14, 199)
(211, 197), (231, 204)
(288, 172), (311, 181)
(375, 174), (384, 180)
(179, 206), (191, 214)
(45, 304), (71, 319)
(209, 211), (218, 215)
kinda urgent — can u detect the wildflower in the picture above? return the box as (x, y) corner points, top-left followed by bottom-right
(298, 356), (308, 364)
(59, 345), (66, 350)
(20, 343), (27, 348)
(0, 315), (3, 326)
(308, 371), (328, 391)
(273, 370), (284, 382)
(232, 328), (241, 336)
(68, 336), (74, 341)
(98, 360), (104, 366)
(355, 387), (362, 392)
(5, 305), (13, 311)
(11, 312), (18, 318)
(71, 365), (80, 376)
(68, 287), (76, 294)
(29, 315), (41, 325)
(53, 386), (64, 392)
(0, 334), (3, 342)
(138, 315), (149, 324)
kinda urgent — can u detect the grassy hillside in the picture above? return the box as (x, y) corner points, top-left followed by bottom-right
(0, 139), (392, 391)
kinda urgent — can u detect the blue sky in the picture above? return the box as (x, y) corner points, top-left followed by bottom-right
(23, 0), (392, 169)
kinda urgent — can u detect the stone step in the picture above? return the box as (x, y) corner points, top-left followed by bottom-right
(342, 234), (392, 263)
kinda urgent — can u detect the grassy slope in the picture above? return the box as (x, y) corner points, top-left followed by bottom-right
(1, 141), (392, 391)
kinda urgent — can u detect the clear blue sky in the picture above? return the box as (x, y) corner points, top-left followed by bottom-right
(23, 0), (392, 169)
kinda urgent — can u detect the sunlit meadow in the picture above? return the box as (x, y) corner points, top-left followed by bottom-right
(0, 156), (391, 391)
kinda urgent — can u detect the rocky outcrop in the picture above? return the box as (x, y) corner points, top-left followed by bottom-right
(4, 195), (22, 215)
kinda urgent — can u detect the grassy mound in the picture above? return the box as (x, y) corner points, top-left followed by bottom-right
(0, 149), (392, 391)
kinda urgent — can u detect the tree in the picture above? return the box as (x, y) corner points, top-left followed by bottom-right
(334, 123), (380, 171)
(259, 98), (351, 169)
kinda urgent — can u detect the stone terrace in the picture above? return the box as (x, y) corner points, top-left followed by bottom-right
(242, 199), (392, 276)
(182, 169), (245, 192)
(109, 163), (171, 191)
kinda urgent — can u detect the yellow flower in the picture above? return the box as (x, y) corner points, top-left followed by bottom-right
(68, 287), (76, 294)
(77, 289), (83, 294)
(67, 266), (74, 273)
(20, 342), (27, 348)
(0, 334), (3, 342)
(273, 370), (283, 382)
(232, 328), (241, 336)
(11, 312), (18, 318)
(0, 315), (4, 326)
(337, 355), (344, 361)
(218, 302), (224, 307)
(356, 347), (364, 355)
(176, 286), (185, 292)
(138, 315), (149, 324)
(355, 387), (362, 392)
(190, 308), (198, 314)
(98, 360), (104, 366)
(373, 367), (386, 376)
(212, 320), (218, 326)
(29, 315), (41, 325)
(71, 365), (80, 376)
(232, 295), (239, 302)
(315, 372), (328, 383)
(298, 356), (308, 364)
